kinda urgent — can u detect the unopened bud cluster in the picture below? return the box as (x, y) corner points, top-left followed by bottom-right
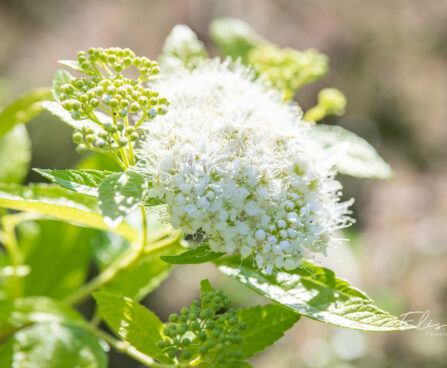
(57, 47), (169, 164)
(248, 43), (328, 100)
(158, 289), (245, 365)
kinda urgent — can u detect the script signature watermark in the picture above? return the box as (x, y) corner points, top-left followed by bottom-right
(400, 310), (447, 336)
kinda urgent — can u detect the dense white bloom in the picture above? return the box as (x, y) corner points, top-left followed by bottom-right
(138, 60), (353, 272)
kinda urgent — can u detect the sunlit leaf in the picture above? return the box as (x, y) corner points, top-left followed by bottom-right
(0, 322), (107, 368)
(34, 168), (114, 197)
(0, 125), (31, 184)
(161, 244), (224, 265)
(216, 256), (415, 331)
(94, 292), (173, 364)
(0, 87), (52, 137)
(0, 183), (137, 242)
(310, 124), (394, 179)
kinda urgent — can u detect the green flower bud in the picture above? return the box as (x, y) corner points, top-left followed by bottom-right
(240, 321), (247, 330)
(130, 102), (139, 113)
(198, 330), (207, 340)
(181, 307), (189, 315)
(85, 134), (95, 143)
(119, 109), (127, 118)
(234, 350), (243, 359)
(166, 348), (177, 358)
(199, 346), (208, 354)
(130, 132), (139, 141)
(181, 338), (191, 346)
(116, 122), (125, 131)
(73, 132), (83, 144)
(90, 98), (99, 108)
(76, 144), (87, 154)
(95, 138), (106, 148)
(180, 350), (191, 360)
(103, 121), (113, 131)
(118, 137), (128, 147)
(71, 111), (81, 120)
(169, 314), (179, 323)
(109, 98), (119, 108)
(157, 105), (168, 115)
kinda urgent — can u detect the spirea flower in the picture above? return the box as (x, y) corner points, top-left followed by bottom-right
(137, 60), (353, 273)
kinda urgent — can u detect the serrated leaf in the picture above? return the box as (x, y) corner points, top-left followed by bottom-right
(98, 171), (146, 228)
(58, 60), (96, 76)
(209, 18), (263, 62)
(0, 322), (107, 368)
(310, 124), (394, 179)
(94, 292), (173, 364)
(0, 87), (53, 137)
(232, 304), (299, 359)
(52, 69), (73, 100)
(161, 245), (225, 265)
(216, 256), (415, 331)
(0, 183), (137, 242)
(41, 100), (112, 131)
(0, 124), (31, 184)
(160, 25), (208, 72)
(34, 168), (114, 197)
(18, 220), (98, 299)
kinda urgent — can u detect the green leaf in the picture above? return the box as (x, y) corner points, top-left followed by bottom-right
(0, 322), (107, 368)
(34, 168), (114, 197)
(76, 153), (121, 171)
(0, 296), (83, 334)
(209, 17), (263, 63)
(200, 279), (214, 294)
(94, 292), (173, 364)
(0, 87), (53, 137)
(58, 60), (96, 76)
(216, 256), (415, 331)
(233, 304), (299, 359)
(52, 69), (73, 100)
(0, 183), (137, 242)
(310, 124), (394, 180)
(160, 25), (208, 71)
(100, 240), (181, 301)
(0, 124), (31, 183)
(161, 244), (224, 265)
(98, 171), (146, 228)
(18, 220), (98, 299)
(41, 100), (111, 132)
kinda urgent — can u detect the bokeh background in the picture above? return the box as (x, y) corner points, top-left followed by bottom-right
(1, 0), (447, 367)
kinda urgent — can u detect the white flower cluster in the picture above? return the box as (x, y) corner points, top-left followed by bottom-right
(138, 60), (353, 273)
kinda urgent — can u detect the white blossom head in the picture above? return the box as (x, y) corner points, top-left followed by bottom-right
(137, 60), (353, 273)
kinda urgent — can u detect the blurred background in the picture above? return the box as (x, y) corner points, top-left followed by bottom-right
(1, 0), (447, 367)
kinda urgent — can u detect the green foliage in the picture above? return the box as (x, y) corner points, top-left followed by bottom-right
(17, 220), (98, 299)
(98, 235), (181, 300)
(34, 169), (114, 197)
(0, 87), (52, 137)
(98, 171), (146, 227)
(309, 124), (394, 179)
(94, 292), (173, 364)
(231, 304), (299, 359)
(0, 322), (107, 368)
(0, 125), (31, 184)
(160, 25), (208, 71)
(248, 43), (329, 100)
(161, 244), (225, 264)
(0, 296), (83, 335)
(210, 17), (263, 63)
(216, 256), (414, 332)
(0, 183), (137, 241)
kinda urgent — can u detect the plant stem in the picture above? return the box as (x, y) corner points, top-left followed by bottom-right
(63, 220), (179, 306)
(88, 325), (170, 368)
